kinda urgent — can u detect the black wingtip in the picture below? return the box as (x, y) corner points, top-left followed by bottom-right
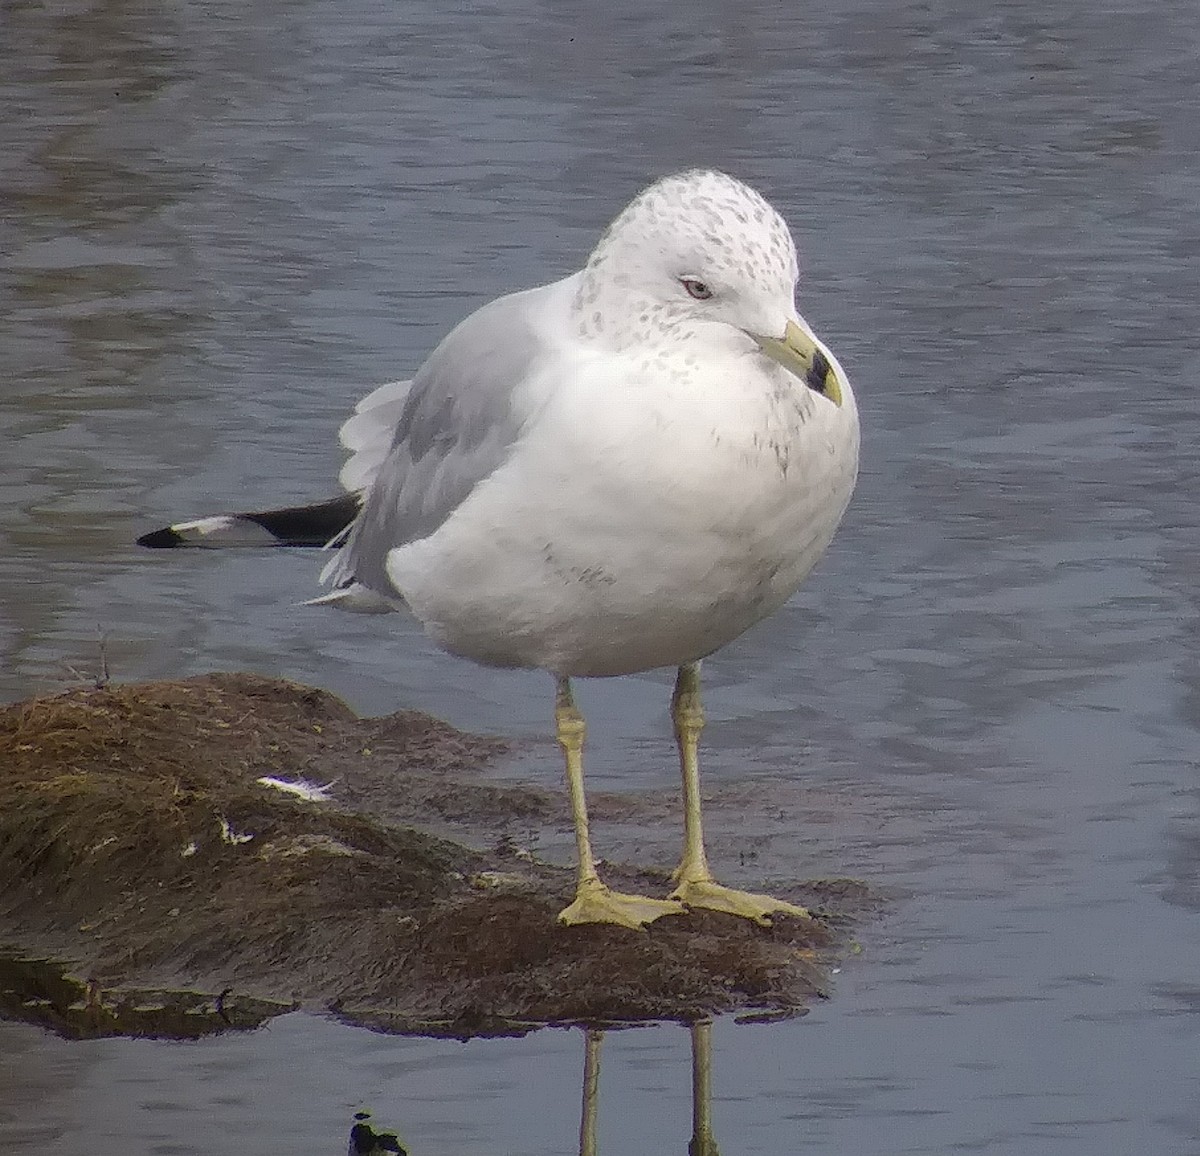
(137, 527), (186, 548)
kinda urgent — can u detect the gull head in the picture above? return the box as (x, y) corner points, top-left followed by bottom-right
(574, 169), (846, 407)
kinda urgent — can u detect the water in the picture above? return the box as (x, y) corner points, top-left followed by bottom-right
(2, 0), (1199, 1152)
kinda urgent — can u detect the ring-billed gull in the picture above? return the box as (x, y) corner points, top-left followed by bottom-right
(139, 169), (859, 930)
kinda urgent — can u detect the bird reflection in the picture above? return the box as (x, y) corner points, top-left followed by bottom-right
(347, 1021), (721, 1155)
(579, 1022), (720, 1156)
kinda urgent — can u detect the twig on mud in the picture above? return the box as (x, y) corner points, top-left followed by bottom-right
(61, 626), (112, 690)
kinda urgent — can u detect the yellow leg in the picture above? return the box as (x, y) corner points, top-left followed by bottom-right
(668, 663), (810, 925)
(554, 677), (686, 929)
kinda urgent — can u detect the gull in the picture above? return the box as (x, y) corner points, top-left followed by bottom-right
(139, 169), (859, 929)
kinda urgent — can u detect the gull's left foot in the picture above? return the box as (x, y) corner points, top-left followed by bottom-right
(670, 878), (810, 925)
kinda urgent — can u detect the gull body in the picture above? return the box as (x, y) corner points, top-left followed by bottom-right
(323, 173), (857, 677)
(329, 274), (855, 678)
(142, 169), (860, 929)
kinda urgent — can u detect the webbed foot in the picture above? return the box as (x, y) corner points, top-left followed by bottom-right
(557, 880), (687, 929)
(670, 877), (810, 925)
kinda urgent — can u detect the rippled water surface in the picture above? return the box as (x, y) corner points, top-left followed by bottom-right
(3, 1), (1199, 1152)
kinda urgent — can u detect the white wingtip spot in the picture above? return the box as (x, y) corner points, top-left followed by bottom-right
(170, 516), (279, 547)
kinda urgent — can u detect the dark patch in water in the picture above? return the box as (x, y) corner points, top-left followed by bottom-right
(0, 954), (292, 1040)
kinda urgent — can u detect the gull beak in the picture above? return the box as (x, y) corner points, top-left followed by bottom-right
(749, 319), (846, 407)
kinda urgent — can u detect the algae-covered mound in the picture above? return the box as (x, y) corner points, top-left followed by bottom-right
(0, 674), (492, 925)
(0, 674), (870, 1038)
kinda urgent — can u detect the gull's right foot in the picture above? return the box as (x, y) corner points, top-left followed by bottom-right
(557, 880), (687, 929)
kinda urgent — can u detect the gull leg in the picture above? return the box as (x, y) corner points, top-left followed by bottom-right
(554, 677), (686, 929)
(668, 663), (810, 925)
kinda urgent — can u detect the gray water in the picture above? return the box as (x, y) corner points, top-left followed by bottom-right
(3, 0), (1199, 1152)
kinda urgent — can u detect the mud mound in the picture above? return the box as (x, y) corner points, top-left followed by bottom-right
(0, 674), (873, 1038)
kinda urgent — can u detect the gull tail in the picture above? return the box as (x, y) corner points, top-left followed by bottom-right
(136, 493), (361, 549)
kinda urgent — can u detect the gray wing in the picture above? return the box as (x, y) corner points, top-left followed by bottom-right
(322, 277), (572, 598)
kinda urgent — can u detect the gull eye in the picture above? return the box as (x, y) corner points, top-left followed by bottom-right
(681, 277), (713, 301)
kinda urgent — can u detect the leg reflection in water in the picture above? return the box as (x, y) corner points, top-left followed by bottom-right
(688, 1021), (719, 1156)
(580, 1029), (603, 1156)
(577, 1022), (720, 1156)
